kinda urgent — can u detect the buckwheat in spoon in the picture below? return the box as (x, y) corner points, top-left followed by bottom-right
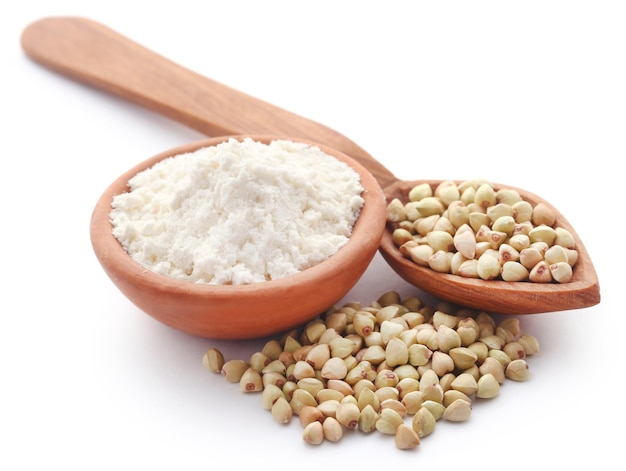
(21, 17), (600, 339)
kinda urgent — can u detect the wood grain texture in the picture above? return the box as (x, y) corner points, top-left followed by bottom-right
(22, 16), (601, 316)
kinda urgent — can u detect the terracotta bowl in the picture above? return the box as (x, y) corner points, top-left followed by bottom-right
(90, 135), (387, 339)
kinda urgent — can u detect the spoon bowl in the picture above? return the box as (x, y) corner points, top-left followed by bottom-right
(23, 17), (601, 321)
(90, 135), (387, 339)
(379, 179), (600, 314)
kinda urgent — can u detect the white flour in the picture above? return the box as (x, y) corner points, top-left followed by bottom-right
(110, 138), (364, 285)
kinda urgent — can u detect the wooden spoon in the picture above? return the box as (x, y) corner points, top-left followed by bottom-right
(21, 16), (601, 315)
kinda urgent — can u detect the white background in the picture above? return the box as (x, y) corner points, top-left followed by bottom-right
(2, 1), (622, 469)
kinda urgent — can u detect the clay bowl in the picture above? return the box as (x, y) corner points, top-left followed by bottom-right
(90, 135), (387, 339)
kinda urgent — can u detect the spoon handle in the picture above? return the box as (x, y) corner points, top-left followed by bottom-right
(21, 16), (398, 188)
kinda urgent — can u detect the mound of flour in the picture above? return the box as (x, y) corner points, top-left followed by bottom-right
(110, 138), (364, 285)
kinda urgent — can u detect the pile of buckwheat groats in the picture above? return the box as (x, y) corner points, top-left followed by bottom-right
(203, 290), (539, 450)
